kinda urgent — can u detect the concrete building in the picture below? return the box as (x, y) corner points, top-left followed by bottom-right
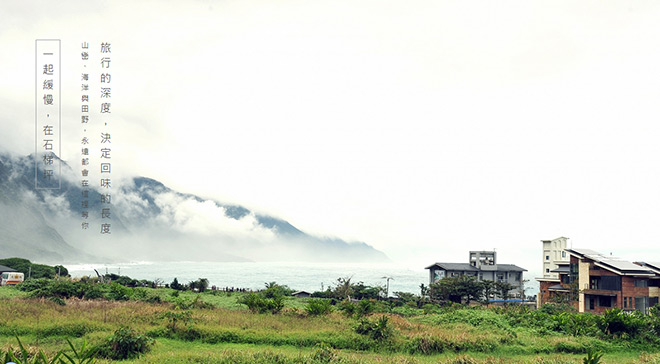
(542, 237), (569, 279)
(426, 250), (527, 299)
(536, 237), (570, 307)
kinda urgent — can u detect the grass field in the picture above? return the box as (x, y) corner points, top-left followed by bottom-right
(1, 285), (659, 363)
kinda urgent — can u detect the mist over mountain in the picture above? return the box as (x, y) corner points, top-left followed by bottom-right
(0, 152), (389, 264)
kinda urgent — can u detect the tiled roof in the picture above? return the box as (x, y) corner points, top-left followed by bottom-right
(480, 264), (527, 272)
(425, 263), (526, 272)
(424, 263), (478, 271)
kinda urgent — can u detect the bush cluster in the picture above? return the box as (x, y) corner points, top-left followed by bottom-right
(494, 304), (660, 344)
(306, 298), (333, 316)
(238, 292), (284, 314)
(96, 327), (153, 360)
(16, 279), (165, 305)
(354, 315), (393, 342)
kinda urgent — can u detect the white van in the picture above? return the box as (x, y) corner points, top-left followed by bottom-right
(0, 272), (24, 286)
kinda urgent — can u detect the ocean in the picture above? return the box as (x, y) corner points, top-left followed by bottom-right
(66, 261), (429, 295)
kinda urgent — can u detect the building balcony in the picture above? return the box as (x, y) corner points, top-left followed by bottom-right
(582, 289), (618, 297)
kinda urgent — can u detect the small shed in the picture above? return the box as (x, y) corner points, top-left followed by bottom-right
(292, 290), (311, 298)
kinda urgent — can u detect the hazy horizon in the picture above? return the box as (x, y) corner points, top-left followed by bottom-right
(2, 1), (660, 278)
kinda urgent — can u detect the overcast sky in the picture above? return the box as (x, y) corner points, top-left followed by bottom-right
(2, 1), (660, 275)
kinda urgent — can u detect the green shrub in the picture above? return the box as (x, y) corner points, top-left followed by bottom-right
(306, 299), (333, 316)
(105, 282), (132, 301)
(354, 315), (393, 342)
(238, 293), (284, 314)
(356, 299), (374, 317)
(60, 338), (98, 364)
(97, 327), (153, 360)
(446, 355), (480, 364)
(3, 335), (61, 364)
(262, 282), (294, 297)
(161, 310), (192, 332)
(598, 308), (651, 338)
(338, 300), (357, 316)
(408, 334), (446, 355)
(311, 342), (337, 363)
(583, 348), (604, 364)
(1, 335), (94, 364)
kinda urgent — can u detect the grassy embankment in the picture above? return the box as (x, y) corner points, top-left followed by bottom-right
(1, 285), (659, 363)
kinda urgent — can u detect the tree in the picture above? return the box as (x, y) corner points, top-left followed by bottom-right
(430, 276), (465, 303)
(458, 276), (483, 304)
(170, 277), (183, 291)
(351, 281), (383, 300)
(481, 280), (497, 305)
(334, 277), (353, 300)
(494, 281), (516, 301)
(262, 282), (293, 297)
(429, 275), (488, 304)
(189, 278), (209, 292)
(419, 283), (429, 299)
(518, 279), (529, 300)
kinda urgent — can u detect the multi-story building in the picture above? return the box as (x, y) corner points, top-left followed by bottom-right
(426, 250), (527, 299)
(537, 247), (660, 313)
(536, 237), (570, 307)
(541, 237), (569, 279)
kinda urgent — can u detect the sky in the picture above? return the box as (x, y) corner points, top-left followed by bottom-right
(2, 1), (660, 280)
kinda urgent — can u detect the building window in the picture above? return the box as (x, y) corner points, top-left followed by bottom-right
(546, 268), (550, 273)
(600, 276), (621, 291)
(598, 296), (612, 308)
(562, 251), (566, 258)
(634, 279), (649, 287)
(546, 255), (550, 260)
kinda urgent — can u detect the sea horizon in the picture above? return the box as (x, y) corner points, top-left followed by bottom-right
(66, 260), (429, 295)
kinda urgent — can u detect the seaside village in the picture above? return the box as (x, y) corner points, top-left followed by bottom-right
(425, 237), (660, 314)
(1, 236), (659, 315)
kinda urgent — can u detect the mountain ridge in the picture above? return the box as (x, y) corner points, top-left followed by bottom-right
(0, 152), (389, 264)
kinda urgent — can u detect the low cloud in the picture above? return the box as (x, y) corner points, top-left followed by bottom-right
(150, 191), (275, 240)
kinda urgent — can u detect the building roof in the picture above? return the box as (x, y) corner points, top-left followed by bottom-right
(425, 263), (526, 272)
(479, 264), (527, 272)
(551, 266), (570, 273)
(565, 248), (602, 257)
(566, 248), (656, 276)
(541, 236), (569, 242)
(634, 262), (660, 275)
(425, 263), (479, 271)
(548, 284), (570, 291)
(0, 265), (17, 273)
